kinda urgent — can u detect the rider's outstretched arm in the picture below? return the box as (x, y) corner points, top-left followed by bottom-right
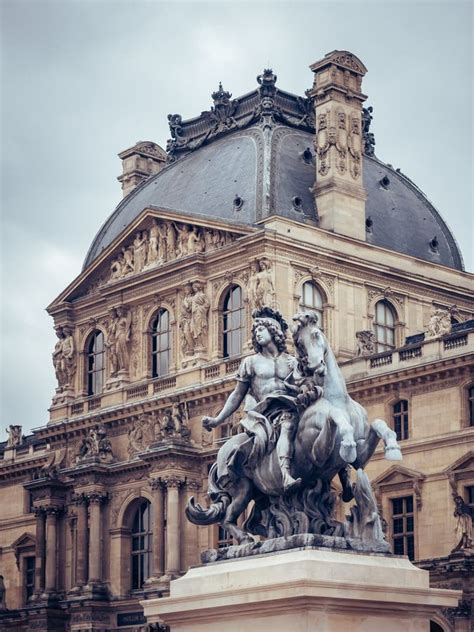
(203, 381), (249, 428)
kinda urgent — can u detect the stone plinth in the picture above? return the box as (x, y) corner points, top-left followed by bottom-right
(142, 548), (460, 632)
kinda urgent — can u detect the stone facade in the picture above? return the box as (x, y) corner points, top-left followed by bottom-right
(0, 51), (473, 632)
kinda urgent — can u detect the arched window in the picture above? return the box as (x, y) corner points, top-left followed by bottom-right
(374, 300), (396, 352)
(393, 400), (409, 440)
(222, 286), (245, 358)
(151, 309), (171, 378)
(131, 500), (152, 590)
(87, 330), (105, 396)
(300, 281), (324, 328)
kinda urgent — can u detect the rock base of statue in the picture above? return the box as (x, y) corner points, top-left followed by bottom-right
(141, 547), (460, 632)
(200, 532), (391, 563)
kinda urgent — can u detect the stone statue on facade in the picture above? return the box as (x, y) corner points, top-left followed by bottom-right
(77, 425), (114, 463)
(355, 330), (376, 357)
(452, 495), (473, 551)
(426, 308), (452, 338)
(156, 402), (191, 441)
(187, 306), (402, 555)
(128, 413), (155, 456)
(52, 325), (76, 388)
(180, 283), (195, 357)
(0, 575), (6, 610)
(6, 425), (23, 448)
(252, 259), (276, 310)
(189, 282), (210, 351)
(108, 306), (132, 374)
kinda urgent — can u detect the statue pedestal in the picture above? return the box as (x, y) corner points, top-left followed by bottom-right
(142, 548), (460, 632)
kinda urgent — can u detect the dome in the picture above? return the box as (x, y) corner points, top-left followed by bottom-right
(84, 82), (463, 271)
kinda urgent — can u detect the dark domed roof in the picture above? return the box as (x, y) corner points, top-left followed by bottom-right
(84, 85), (463, 271)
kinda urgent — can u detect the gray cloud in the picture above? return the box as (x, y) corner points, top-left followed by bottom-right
(1, 0), (472, 435)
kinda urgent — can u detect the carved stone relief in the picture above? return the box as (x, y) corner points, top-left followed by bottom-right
(355, 330), (376, 357)
(248, 258), (276, 310)
(6, 425), (23, 448)
(105, 305), (132, 378)
(107, 219), (238, 283)
(76, 425), (114, 463)
(425, 307), (452, 338)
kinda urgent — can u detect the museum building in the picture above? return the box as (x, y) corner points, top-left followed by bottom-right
(0, 50), (473, 631)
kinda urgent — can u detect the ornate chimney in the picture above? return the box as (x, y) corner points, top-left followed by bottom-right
(308, 51), (368, 241)
(117, 141), (167, 197)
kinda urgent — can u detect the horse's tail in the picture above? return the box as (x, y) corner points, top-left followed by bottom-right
(185, 462), (231, 525)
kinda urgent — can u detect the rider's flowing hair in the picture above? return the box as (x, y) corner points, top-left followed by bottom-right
(251, 307), (288, 353)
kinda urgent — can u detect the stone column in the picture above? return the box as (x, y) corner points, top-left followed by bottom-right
(44, 507), (60, 594)
(73, 494), (88, 589)
(164, 476), (183, 578)
(182, 480), (201, 572)
(149, 478), (165, 579)
(33, 507), (46, 597)
(87, 492), (106, 585)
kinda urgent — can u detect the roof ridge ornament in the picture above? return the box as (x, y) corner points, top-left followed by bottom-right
(211, 82), (232, 106)
(362, 105), (376, 156)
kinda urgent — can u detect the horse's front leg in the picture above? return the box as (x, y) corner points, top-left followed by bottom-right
(332, 410), (357, 464)
(222, 477), (255, 545)
(356, 419), (402, 468)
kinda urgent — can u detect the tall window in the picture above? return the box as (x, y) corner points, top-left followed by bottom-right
(25, 556), (35, 601)
(131, 500), (152, 590)
(223, 286), (245, 358)
(300, 281), (324, 327)
(469, 386), (474, 427)
(465, 486), (474, 519)
(374, 300), (396, 352)
(151, 309), (171, 378)
(87, 330), (105, 396)
(391, 496), (415, 560)
(393, 400), (409, 441)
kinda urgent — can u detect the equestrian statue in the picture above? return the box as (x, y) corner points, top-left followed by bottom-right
(186, 307), (401, 552)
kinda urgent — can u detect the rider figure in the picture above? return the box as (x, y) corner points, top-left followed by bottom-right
(203, 307), (302, 492)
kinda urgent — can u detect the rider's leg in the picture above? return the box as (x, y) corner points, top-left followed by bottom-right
(277, 418), (302, 492)
(222, 477), (255, 545)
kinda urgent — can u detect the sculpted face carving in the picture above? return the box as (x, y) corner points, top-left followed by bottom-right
(107, 219), (237, 283)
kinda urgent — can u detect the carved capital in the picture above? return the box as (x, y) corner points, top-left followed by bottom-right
(184, 479), (201, 492)
(163, 475), (185, 489)
(86, 491), (108, 505)
(149, 477), (165, 491)
(45, 506), (63, 517)
(33, 506), (46, 518)
(71, 492), (88, 506)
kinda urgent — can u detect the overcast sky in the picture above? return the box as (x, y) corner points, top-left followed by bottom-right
(1, 0), (472, 437)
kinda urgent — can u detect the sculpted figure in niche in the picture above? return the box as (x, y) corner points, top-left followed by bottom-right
(355, 330), (376, 357)
(0, 575), (6, 610)
(426, 308), (451, 338)
(190, 281), (210, 350)
(53, 326), (68, 387)
(108, 306), (132, 373)
(6, 425), (23, 448)
(453, 495), (473, 551)
(247, 261), (260, 309)
(60, 325), (76, 386)
(128, 413), (155, 455)
(165, 221), (177, 260)
(180, 283), (195, 356)
(254, 258), (276, 310)
(106, 308), (119, 377)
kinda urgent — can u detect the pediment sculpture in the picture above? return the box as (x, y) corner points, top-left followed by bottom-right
(108, 219), (238, 283)
(187, 306), (402, 557)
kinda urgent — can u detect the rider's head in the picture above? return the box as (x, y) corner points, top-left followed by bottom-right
(251, 307), (288, 353)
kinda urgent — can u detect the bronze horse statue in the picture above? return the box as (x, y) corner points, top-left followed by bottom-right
(186, 311), (401, 544)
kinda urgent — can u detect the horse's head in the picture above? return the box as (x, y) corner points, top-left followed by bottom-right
(292, 311), (328, 377)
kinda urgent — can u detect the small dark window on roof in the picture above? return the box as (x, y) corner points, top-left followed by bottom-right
(366, 216), (373, 233)
(380, 175), (390, 188)
(429, 236), (439, 253)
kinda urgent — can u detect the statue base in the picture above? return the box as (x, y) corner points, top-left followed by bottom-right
(142, 547), (460, 632)
(200, 532), (391, 563)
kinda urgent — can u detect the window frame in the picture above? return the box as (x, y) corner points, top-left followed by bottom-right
(390, 495), (415, 560)
(131, 499), (153, 591)
(24, 555), (36, 602)
(222, 285), (245, 359)
(86, 330), (105, 396)
(392, 399), (409, 441)
(299, 281), (324, 329)
(374, 300), (396, 353)
(151, 308), (171, 378)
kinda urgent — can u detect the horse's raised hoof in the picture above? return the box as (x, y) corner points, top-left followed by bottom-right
(385, 447), (402, 461)
(340, 441), (357, 464)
